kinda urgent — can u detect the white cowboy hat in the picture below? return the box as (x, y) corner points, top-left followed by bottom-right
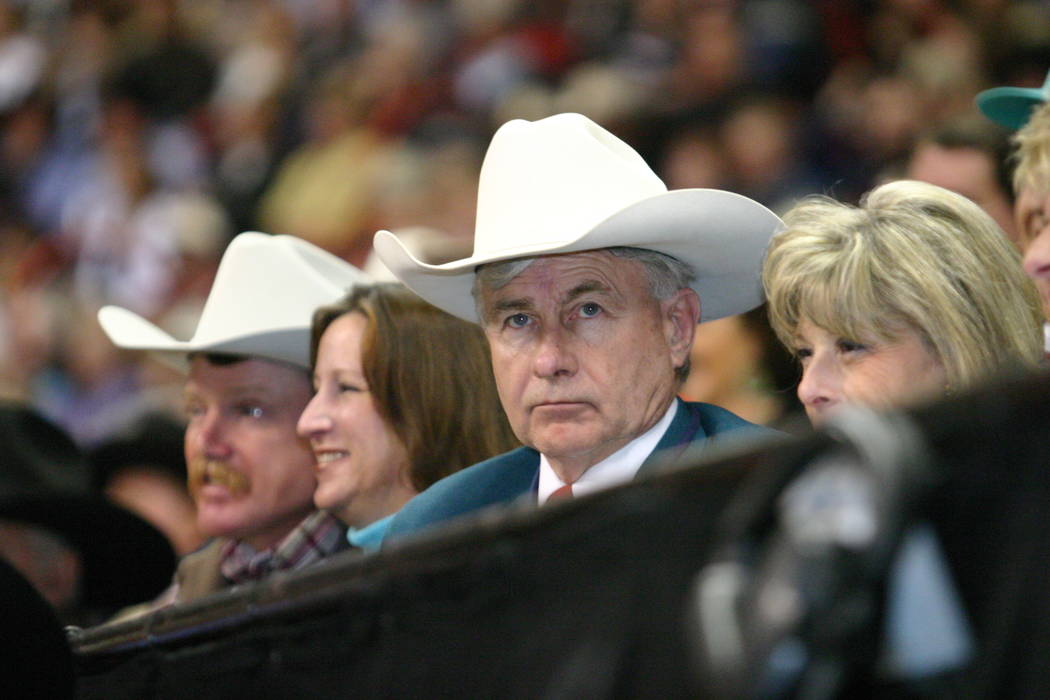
(373, 112), (784, 324)
(98, 232), (370, 369)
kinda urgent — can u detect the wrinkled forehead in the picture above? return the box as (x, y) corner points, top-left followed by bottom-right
(477, 250), (649, 308)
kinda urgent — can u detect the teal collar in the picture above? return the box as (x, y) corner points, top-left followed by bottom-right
(346, 513), (396, 551)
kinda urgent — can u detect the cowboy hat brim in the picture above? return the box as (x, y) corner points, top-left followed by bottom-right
(374, 188), (783, 324)
(98, 305), (317, 370)
(976, 86), (1047, 130)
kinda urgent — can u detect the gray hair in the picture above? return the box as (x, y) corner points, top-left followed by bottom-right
(472, 246), (696, 314)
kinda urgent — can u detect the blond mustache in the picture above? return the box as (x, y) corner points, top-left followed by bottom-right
(188, 458), (250, 497)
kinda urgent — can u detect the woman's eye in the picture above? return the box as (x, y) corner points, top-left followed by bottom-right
(794, 348), (812, 362)
(239, 405), (265, 418)
(838, 339), (867, 354)
(579, 302), (601, 318)
(338, 383), (363, 393)
(506, 313), (530, 329)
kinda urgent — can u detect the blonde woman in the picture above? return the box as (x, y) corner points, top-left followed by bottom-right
(763, 179), (1044, 425)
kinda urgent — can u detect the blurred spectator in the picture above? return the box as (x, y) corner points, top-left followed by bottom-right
(34, 299), (143, 447)
(680, 305), (803, 428)
(0, 556), (75, 698)
(0, 402), (175, 626)
(89, 410), (203, 556)
(660, 124), (731, 191)
(904, 115), (1017, 244)
(0, 2), (45, 115)
(255, 59), (394, 264)
(977, 65), (1050, 352)
(720, 95), (824, 213)
(1009, 100), (1050, 351)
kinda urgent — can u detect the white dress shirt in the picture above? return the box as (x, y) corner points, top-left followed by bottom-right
(537, 400), (678, 504)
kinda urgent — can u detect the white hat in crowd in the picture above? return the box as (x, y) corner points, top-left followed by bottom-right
(373, 112), (783, 324)
(99, 232), (370, 369)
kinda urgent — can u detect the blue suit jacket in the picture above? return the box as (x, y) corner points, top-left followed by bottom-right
(384, 398), (775, 544)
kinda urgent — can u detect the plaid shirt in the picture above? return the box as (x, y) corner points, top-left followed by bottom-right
(219, 511), (348, 585)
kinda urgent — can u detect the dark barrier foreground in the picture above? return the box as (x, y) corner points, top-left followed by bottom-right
(70, 372), (1050, 699)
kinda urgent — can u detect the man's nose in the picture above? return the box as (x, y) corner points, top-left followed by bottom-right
(532, 325), (578, 379)
(193, 410), (233, 460)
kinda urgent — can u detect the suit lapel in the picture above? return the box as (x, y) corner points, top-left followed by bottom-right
(637, 398), (705, 477)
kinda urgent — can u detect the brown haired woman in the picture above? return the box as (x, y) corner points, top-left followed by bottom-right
(296, 282), (518, 549)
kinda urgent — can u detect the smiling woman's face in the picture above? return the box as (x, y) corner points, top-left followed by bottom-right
(296, 312), (415, 528)
(792, 319), (948, 426)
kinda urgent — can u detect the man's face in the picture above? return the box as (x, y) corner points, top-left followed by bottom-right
(907, 143), (1018, 245)
(1015, 184), (1050, 323)
(183, 356), (317, 550)
(480, 251), (698, 481)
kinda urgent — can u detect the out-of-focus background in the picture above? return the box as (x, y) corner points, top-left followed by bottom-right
(0, 0), (1046, 554)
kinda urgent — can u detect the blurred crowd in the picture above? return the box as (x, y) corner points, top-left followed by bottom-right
(0, 0), (1047, 557)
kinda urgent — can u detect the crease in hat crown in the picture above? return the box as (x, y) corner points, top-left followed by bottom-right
(976, 68), (1050, 130)
(373, 112), (784, 325)
(98, 232), (370, 369)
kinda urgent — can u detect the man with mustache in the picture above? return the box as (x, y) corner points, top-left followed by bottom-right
(99, 232), (369, 606)
(374, 113), (783, 541)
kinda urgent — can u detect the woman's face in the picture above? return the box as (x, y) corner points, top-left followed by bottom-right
(793, 318), (948, 426)
(297, 312), (415, 528)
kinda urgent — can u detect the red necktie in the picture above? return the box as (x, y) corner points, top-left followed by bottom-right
(547, 483), (574, 503)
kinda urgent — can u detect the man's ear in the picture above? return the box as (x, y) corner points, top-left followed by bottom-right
(662, 288), (700, 369)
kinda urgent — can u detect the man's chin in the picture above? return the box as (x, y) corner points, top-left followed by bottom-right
(196, 508), (251, 541)
(528, 429), (614, 465)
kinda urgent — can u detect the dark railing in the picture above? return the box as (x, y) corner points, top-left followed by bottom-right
(70, 371), (1050, 699)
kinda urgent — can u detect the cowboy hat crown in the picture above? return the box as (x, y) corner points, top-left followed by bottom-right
(98, 232), (370, 369)
(373, 112), (783, 324)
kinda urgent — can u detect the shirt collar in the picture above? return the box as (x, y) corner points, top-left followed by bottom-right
(346, 513), (395, 552)
(537, 400), (678, 504)
(219, 510), (347, 585)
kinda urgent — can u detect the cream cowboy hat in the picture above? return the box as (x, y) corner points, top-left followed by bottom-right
(976, 68), (1050, 130)
(373, 112), (783, 324)
(98, 232), (370, 369)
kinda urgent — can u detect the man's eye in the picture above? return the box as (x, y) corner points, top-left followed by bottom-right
(579, 302), (601, 318)
(239, 405), (265, 418)
(506, 313), (531, 328)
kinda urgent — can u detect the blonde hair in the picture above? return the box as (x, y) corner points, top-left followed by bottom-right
(762, 180), (1044, 389)
(1012, 102), (1050, 196)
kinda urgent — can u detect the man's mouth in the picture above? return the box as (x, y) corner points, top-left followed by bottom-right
(532, 400), (591, 413)
(189, 459), (250, 497)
